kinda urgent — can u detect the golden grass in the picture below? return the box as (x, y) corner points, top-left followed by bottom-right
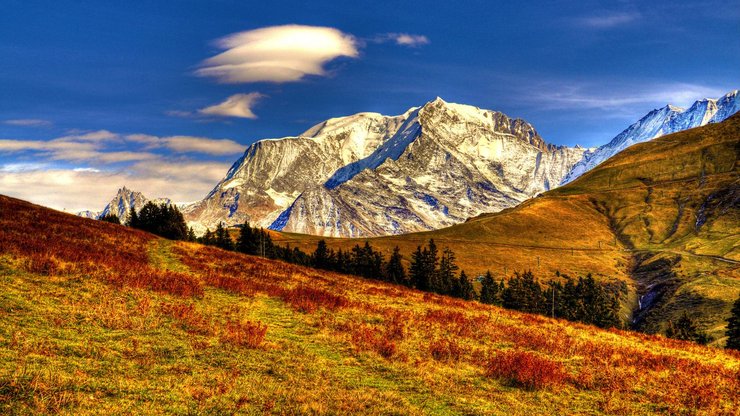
(1, 193), (740, 414)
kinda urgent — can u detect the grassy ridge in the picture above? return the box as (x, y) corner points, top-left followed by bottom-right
(270, 115), (740, 341)
(1, 194), (739, 414)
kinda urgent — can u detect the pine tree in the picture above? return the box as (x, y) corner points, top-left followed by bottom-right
(502, 271), (546, 314)
(200, 228), (215, 246)
(726, 296), (740, 350)
(666, 312), (711, 344)
(126, 207), (139, 228)
(214, 222), (233, 250)
(236, 222), (259, 254)
(385, 246), (406, 285)
(100, 213), (120, 224)
(458, 270), (475, 300)
(480, 271), (500, 305)
(437, 247), (459, 295)
(409, 246), (427, 290)
(186, 227), (196, 242)
(312, 240), (331, 269)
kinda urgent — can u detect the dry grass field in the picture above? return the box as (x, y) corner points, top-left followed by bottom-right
(1, 194), (739, 414)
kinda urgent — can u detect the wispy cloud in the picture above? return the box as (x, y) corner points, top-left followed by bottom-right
(527, 81), (726, 113)
(198, 93), (264, 119)
(575, 11), (641, 29)
(3, 119), (52, 127)
(196, 25), (359, 83)
(371, 33), (430, 47)
(157, 136), (245, 155)
(0, 129), (244, 162)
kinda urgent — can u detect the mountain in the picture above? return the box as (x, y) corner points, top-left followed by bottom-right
(272, 114), (740, 342)
(79, 186), (171, 223)
(561, 90), (740, 185)
(1, 193), (738, 414)
(75, 209), (99, 219)
(273, 98), (586, 236)
(187, 98), (586, 236)
(183, 110), (413, 235)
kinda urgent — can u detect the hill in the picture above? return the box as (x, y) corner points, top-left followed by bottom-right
(1, 194), (739, 414)
(270, 114), (740, 342)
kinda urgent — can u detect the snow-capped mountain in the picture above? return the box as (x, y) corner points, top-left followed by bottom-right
(187, 97), (586, 237)
(270, 98), (586, 236)
(561, 90), (740, 185)
(75, 210), (100, 219)
(78, 186), (171, 223)
(183, 110), (414, 234)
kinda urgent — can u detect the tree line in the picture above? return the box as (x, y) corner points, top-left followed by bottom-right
(201, 225), (623, 329)
(117, 212), (740, 347)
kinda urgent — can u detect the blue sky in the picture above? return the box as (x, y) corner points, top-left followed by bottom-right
(1, 0), (738, 211)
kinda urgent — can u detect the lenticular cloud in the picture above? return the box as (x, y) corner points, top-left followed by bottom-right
(196, 25), (359, 84)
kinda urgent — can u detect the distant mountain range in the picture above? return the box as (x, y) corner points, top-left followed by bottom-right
(562, 90), (739, 184)
(77, 186), (171, 223)
(79, 90), (739, 237)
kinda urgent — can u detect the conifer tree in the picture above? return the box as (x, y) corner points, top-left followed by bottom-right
(214, 222), (233, 250)
(236, 221), (259, 254)
(312, 240), (331, 269)
(726, 296), (740, 350)
(666, 312), (710, 344)
(186, 227), (196, 242)
(502, 271), (546, 314)
(100, 213), (120, 224)
(437, 247), (459, 295)
(480, 271), (500, 305)
(385, 246), (406, 285)
(200, 228), (215, 246)
(126, 207), (139, 228)
(409, 246), (428, 290)
(458, 270), (475, 300)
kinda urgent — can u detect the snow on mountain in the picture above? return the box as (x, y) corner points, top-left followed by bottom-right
(270, 98), (586, 237)
(561, 90), (739, 185)
(183, 111), (412, 234)
(77, 186), (171, 223)
(75, 210), (100, 219)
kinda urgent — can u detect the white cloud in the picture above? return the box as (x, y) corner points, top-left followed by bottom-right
(198, 93), (264, 119)
(0, 128), (243, 211)
(575, 11), (641, 29)
(369, 33), (430, 47)
(0, 161), (231, 212)
(159, 136), (244, 155)
(0, 129), (243, 162)
(196, 24), (359, 83)
(3, 119), (52, 127)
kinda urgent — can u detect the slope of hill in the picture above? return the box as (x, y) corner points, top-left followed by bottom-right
(561, 90), (739, 185)
(271, 114), (740, 341)
(1, 195), (739, 414)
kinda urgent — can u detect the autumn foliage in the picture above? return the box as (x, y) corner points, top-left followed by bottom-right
(1, 194), (739, 415)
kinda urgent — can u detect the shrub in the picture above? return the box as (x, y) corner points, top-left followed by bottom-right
(485, 350), (567, 390)
(282, 286), (347, 313)
(221, 320), (267, 348)
(429, 338), (463, 362)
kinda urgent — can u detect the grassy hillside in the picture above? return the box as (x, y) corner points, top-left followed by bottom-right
(271, 115), (740, 341)
(1, 195), (740, 414)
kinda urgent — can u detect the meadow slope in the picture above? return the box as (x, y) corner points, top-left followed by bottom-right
(272, 114), (740, 341)
(1, 194), (739, 415)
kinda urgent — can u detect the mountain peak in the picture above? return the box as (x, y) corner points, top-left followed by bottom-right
(561, 89), (739, 185)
